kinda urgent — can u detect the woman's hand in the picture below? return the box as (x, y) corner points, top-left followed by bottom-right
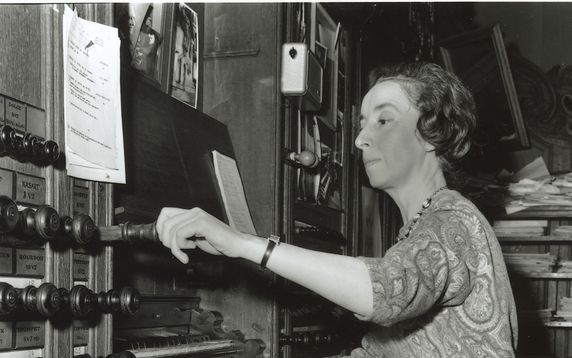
(156, 207), (247, 264)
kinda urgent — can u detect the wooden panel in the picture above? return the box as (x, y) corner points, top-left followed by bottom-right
(202, 3), (280, 238)
(0, 5), (43, 108)
(200, 4), (281, 356)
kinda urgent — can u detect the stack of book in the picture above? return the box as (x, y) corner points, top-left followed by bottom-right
(503, 252), (557, 273)
(493, 220), (548, 237)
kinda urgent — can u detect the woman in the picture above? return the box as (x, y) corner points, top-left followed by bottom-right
(157, 62), (517, 357)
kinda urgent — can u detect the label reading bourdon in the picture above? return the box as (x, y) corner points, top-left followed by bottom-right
(15, 249), (45, 277)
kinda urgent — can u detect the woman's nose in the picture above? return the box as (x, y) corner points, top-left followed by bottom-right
(354, 130), (371, 150)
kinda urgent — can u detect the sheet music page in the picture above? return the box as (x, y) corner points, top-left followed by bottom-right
(212, 150), (257, 235)
(63, 5), (126, 183)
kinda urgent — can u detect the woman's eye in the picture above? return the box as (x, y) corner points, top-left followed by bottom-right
(378, 119), (389, 125)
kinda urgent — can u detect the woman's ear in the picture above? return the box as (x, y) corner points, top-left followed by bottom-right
(414, 128), (436, 152)
(423, 140), (436, 152)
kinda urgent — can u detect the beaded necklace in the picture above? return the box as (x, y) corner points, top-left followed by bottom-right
(397, 186), (448, 242)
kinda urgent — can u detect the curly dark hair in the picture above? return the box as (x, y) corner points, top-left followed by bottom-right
(368, 62), (477, 188)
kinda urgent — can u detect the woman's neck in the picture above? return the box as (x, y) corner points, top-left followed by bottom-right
(387, 170), (447, 224)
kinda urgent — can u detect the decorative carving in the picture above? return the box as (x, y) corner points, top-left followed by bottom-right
(509, 53), (557, 135)
(547, 64), (572, 138)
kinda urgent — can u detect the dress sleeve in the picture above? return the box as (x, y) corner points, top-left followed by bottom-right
(358, 210), (477, 327)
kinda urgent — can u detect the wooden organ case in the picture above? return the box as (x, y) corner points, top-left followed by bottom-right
(0, 3), (363, 358)
(0, 3), (269, 358)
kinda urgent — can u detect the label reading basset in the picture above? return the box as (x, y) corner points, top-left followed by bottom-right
(73, 253), (89, 280)
(73, 186), (89, 215)
(15, 321), (44, 348)
(0, 169), (14, 197)
(0, 247), (13, 274)
(5, 98), (26, 132)
(15, 173), (45, 206)
(15, 249), (45, 277)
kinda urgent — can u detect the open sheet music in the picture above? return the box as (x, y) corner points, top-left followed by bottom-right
(212, 151), (257, 235)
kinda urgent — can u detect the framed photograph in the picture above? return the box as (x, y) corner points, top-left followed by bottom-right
(310, 3), (338, 131)
(114, 3), (170, 88)
(439, 24), (530, 151)
(314, 40), (327, 70)
(169, 3), (200, 109)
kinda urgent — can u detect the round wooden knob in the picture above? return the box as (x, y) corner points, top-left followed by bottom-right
(0, 282), (18, 315)
(19, 285), (38, 313)
(70, 285), (96, 317)
(19, 208), (37, 237)
(119, 286), (141, 315)
(71, 214), (96, 245)
(36, 282), (61, 317)
(289, 150), (319, 168)
(0, 126), (16, 155)
(22, 133), (38, 157)
(42, 140), (60, 164)
(35, 206), (60, 240)
(0, 196), (19, 234)
(97, 289), (120, 313)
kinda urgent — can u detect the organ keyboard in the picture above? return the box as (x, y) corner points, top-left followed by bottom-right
(109, 337), (265, 358)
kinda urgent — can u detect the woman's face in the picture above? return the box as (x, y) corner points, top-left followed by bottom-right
(355, 80), (429, 190)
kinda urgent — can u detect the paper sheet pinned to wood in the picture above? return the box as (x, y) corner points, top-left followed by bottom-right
(212, 151), (257, 235)
(63, 5), (125, 183)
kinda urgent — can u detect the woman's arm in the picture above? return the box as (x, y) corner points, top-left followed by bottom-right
(242, 235), (373, 317)
(156, 207), (373, 317)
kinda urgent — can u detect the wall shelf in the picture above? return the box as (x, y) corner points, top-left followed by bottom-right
(498, 235), (572, 243)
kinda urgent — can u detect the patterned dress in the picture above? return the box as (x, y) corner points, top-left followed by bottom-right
(345, 189), (517, 358)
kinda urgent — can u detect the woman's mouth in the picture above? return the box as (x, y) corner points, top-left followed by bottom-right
(364, 159), (381, 168)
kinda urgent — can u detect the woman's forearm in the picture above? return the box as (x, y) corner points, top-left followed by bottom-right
(240, 234), (374, 317)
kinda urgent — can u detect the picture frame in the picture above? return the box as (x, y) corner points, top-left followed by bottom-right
(114, 3), (171, 91)
(310, 3), (338, 131)
(167, 3), (200, 109)
(439, 24), (530, 151)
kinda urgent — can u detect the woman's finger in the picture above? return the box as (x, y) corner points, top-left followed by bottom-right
(170, 242), (189, 264)
(157, 207), (188, 244)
